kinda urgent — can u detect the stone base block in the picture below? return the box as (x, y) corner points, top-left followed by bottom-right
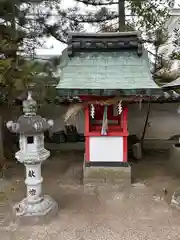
(83, 161), (131, 187)
(169, 144), (180, 176)
(13, 195), (58, 225)
(171, 188), (180, 210)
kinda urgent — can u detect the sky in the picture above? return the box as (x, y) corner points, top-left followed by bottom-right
(35, 0), (180, 57)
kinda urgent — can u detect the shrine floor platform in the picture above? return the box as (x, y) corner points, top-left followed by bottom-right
(0, 149), (180, 239)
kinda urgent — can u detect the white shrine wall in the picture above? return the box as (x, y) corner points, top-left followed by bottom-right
(89, 136), (124, 162)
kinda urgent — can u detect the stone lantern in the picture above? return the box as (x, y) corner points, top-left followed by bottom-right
(6, 92), (58, 223)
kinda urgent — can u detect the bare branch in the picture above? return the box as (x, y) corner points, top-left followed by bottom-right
(60, 10), (118, 23)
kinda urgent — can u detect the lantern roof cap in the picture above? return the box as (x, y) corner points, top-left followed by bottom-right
(7, 115), (54, 134)
(6, 92), (54, 134)
(15, 115), (51, 134)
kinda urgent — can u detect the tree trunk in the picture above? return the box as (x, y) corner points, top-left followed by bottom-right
(140, 99), (151, 151)
(118, 0), (125, 31)
(0, 116), (4, 163)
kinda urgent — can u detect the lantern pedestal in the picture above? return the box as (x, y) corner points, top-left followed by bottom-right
(13, 195), (58, 225)
(13, 149), (58, 225)
(13, 150), (58, 225)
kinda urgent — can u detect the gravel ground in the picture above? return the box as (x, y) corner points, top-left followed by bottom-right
(1, 149), (180, 240)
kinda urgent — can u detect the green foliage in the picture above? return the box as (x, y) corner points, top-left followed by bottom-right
(129, 0), (172, 31)
(170, 19), (180, 61)
(0, 0), (61, 102)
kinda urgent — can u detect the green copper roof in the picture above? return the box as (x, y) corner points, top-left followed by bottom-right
(56, 32), (161, 97)
(57, 51), (161, 96)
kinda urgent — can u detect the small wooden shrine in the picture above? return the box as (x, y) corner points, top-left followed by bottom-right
(83, 96), (128, 163)
(57, 32), (162, 185)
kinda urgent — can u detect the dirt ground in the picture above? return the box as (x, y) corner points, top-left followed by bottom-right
(1, 149), (180, 240)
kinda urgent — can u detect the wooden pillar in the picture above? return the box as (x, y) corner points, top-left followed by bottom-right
(84, 105), (90, 162)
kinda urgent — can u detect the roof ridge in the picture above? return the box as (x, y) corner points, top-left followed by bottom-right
(67, 31), (143, 57)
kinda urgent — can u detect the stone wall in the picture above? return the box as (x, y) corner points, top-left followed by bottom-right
(128, 103), (180, 139)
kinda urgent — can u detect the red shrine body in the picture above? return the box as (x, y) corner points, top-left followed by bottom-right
(81, 96), (128, 163)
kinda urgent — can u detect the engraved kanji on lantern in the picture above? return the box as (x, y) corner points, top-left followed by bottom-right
(6, 92), (58, 222)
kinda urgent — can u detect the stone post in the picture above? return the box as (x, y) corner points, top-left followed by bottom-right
(25, 163), (43, 204)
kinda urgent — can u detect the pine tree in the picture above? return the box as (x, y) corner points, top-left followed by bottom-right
(0, 0), (61, 100)
(0, 0), (60, 165)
